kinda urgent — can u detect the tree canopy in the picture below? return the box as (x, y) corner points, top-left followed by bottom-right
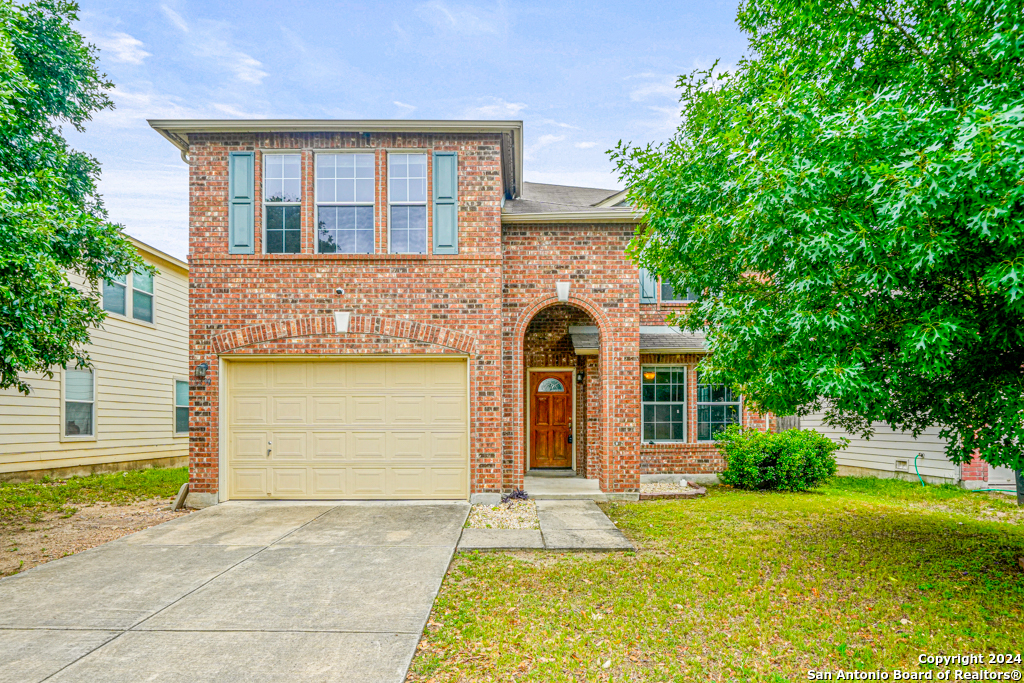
(613, 0), (1024, 469)
(0, 0), (144, 394)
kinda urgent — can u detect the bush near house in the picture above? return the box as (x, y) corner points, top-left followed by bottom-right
(718, 427), (840, 491)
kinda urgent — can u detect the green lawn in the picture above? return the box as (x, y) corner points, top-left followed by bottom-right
(0, 467), (189, 522)
(410, 477), (1024, 682)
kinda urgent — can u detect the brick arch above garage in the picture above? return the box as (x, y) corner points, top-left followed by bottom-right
(211, 314), (478, 355)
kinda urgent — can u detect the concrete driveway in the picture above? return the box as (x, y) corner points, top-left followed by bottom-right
(0, 501), (469, 683)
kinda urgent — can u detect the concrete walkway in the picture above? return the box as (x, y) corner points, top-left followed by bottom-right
(0, 501), (469, 683)
(459, 500), (634, 551)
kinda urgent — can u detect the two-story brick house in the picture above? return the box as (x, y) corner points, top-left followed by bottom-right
(150, 119), (769, 507)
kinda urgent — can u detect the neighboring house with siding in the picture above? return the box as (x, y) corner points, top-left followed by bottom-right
(0, 237), (189, 481)
(803, 413), (1017, 490)
(149, 118), (773, 508)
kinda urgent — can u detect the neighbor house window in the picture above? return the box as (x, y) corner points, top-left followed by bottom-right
(316, 153), (374, 254)
(64, 367), (95, 437)
(388, 153), (427, 254)
(102, 271), (154, 323)
(102, 274), (127, 315)
(661, 281), (698, 303)
(132, 269), (154, 323)
(697, 378), (741, 441)
(174, 380), (189, 434)
(641, 366), (686, 442)
(264, 153), (302, 254)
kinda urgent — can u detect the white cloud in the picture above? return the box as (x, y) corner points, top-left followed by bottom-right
(535, 133), (565, 147)
(539, 118), (580, 130)
(575, 141), (598, 149)
(213, 103), (265, 118)
(394, 101), (417, 112)
(629, 76), (678, 102)
(462, 97), (526, 119)
(416, 1), (501, 35)
(94, 32), (151, 65)
(160, 4), (189, 32)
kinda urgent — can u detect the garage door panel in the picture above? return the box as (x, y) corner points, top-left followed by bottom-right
(311, 468), (346, 494)
(272, 363), (307, 388)
(311, 397), (346, 423)
(311, 362), (346, 388)
(232, 432), (268, 460)
(388, 432), (428, 460)
(272, 397), (307, 423)
(349, 363), (385, 388)
(311, 432), (346, 459)
(391, 468), (429, 495)
(231, 362), (268, 390)
(351, 396), (386, 424)
(272, 468), (307, 495)
(233, 397), (267, 424)
(430, 432), (467, 460)
(227, 359), (467, 500)
(430, 362), (466, 389)
(432, 468), (468, 496)
(271, 432), (306, 460)
(389, 396), (428, 424)
(352, 468), (386, 495)
(389, 362), (427, 388)
(233, 468), (267, 496)
(431, 396), (466, 424)
(350, 432), (386, 459)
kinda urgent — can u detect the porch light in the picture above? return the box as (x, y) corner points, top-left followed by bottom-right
(195, 362), (209, 380)
(556, 281), (570, 302)
(643, 370), (656, 381)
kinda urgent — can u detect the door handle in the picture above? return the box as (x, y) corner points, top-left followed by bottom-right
(567, 434), (573, 444)
(267, 441), (272, 458)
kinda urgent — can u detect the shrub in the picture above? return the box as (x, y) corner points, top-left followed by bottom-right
(717, 426), (841, 491)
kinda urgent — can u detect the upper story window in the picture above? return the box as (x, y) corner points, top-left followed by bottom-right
(661, 281), (698, 303)
(316, 153), (375, 254)
(696, 378), (741, 441)
(388, 153), (427, 254)
(102, 270), (155, 324)
(264, 154), (301, 254)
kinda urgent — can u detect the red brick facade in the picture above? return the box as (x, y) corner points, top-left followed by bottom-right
(182, 125), (762, 501)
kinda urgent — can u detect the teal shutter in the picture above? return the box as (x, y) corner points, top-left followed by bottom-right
(228, 152), (255, 254)
(639, 268), (656, 303)
(432, 152), (458, 254)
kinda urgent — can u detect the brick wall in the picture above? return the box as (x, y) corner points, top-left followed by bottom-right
(501, 222), (641, 493)
(187, 131), (505, 496)
(961, 451), (988, 482)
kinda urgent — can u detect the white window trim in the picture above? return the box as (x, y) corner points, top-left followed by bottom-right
(262, 151), (303, 255)
(60, 366), (97, 442)
(387, 151), (429, 255)
(172, 376), (189, 437)
(695, 376), (743, 443)
(314, 151), (376, 255)
(101, 269), (156, 329)
(641, 364), (687, 444)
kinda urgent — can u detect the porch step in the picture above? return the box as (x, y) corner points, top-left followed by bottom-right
(523, 475), (638, 502)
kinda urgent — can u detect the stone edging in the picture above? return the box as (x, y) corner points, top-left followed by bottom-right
(638, 485), (707, 500)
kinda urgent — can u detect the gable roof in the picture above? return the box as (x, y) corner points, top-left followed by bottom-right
(148, 119), (524, 200)
(502, 181), (641, 224)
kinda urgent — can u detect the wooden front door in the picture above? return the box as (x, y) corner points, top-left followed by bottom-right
(529, 371), (573, 469)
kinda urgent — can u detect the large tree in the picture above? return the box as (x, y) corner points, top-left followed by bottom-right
(0, 0), (144, 394)
(613, 0), (1024, 470)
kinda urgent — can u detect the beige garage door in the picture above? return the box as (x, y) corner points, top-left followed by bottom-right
(225, 359), (468, 499)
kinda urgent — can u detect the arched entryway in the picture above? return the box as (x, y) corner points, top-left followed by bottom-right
(522, 303), (601, 479)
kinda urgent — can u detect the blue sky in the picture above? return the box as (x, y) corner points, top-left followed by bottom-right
(66, 0), (747, 259)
